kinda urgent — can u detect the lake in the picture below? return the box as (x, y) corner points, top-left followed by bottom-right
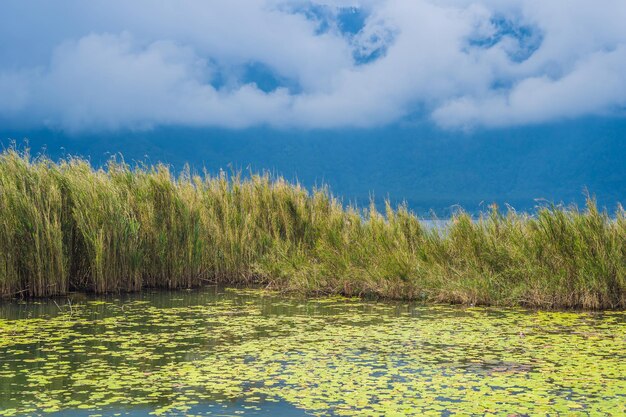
(0, 287), (624, 416)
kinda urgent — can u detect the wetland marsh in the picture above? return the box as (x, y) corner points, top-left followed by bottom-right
(1, 150), (625, 309)
(1, 287), (625, 416)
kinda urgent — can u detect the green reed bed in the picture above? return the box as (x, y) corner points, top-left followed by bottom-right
(0, 149), (624, 308)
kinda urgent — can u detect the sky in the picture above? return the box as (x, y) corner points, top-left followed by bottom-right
(1, 0), (626, 133)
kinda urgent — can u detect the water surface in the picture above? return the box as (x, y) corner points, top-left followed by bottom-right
(0, 287), (624, 416)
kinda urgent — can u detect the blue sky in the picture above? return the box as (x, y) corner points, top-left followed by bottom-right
(1, 0), (626, 133)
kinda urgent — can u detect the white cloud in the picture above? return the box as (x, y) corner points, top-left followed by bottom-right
(433, 45), (626, 128)
(1, 0), (626, 131)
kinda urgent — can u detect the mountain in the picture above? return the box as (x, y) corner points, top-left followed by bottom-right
(2, 118), (625, 216)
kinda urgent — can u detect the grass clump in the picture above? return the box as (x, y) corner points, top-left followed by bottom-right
(0, 149), (624, 308)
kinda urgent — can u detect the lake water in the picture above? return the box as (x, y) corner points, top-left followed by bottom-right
(0, 287), (624, 416)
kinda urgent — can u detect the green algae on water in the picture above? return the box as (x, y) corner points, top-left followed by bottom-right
(0, 288), (625, 416)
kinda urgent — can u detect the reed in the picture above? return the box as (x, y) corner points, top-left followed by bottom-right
(0, 149), (624, 308)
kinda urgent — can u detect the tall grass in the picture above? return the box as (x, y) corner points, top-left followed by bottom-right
(0, 149), (624, 308)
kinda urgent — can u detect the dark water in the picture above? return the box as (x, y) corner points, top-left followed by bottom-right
(0, 287), (624, 416)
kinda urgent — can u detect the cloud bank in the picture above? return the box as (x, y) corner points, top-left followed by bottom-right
(1, 0), (626, 131)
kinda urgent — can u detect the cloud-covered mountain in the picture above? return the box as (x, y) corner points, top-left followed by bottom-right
(1, 0), (626, 131)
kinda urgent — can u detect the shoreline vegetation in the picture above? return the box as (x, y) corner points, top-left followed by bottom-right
(0, 149), (624, 309)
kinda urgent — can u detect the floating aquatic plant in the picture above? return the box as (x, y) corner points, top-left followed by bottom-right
(0, 289), (624, 416)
